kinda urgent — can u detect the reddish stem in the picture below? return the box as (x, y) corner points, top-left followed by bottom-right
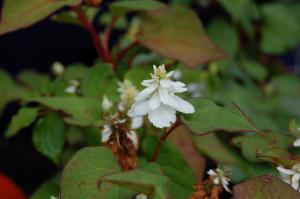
(104, 17), (116, 51)
(149, 118), (182, 162)
(71, 6), (112, 63)
(115, 41), (139, 65)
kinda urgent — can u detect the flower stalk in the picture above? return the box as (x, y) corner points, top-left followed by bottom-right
(149, 118), (182, 162)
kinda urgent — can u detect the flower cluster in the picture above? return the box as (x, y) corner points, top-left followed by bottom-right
(277, 164), (300, 191)
(128, 64), (194, 128)
(207, 167), (231, 193)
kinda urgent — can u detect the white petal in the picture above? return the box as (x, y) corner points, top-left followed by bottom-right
(159, 86), (169, 104)
(291, 174), (300, 190)
(127, 130), (138, 149)
(166, 70), (175, 78)
(277, 166), (296, 175)
(65, 85), (77, 93)
(160, 80), (173, 88)
(168, 95), (195, 114)
(135, 84), (157, 101)
(128, 107), (136, 117)
(294, 138), (300, 147)
(148, 105), (176, 128)
(207, 170), (217, 176)
(213, 178), (220, 185)
(141, 79), (155, 87)
(101, 125), (112, 143)
(148, 92), (161, 110)
(132, 101), (150, 116)
(131, 117), (143, 129)
(171, 86), (188, 93)
(170, 81), (185, 87)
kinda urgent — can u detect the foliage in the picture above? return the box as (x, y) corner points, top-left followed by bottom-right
(1, 0), (300, 198)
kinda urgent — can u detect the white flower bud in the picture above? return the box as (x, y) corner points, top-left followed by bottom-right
(52, 62), (65, 76)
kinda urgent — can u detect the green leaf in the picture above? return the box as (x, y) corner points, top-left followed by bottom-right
(64, 64), (89, 80)
(61, 147), (122, 199)
(207, 18), (238, 56)
(33, 112), (65, 164)
(124, 66), (153, 90)
(194, 132), (276, 182)
(260, 3), (300, 54)
(289, 119), (300, 137)
(109, 0), (166, 18)
(0, 0), (81, 36)
(232, 132), (293, 162)
(138, 6), (227, 68)
(240, 59), (267, 81)
(142, 136), (195, 199)
(233, 175), (300, 199)
(183, 99), (258, 135)
(18, 71), (50, 94)
(31, 97), (103, 126)
(81, 63), (119, 101)
(99, 163), (170, 199)
(30, 176), (60, 199)
(219, 0), (259, 35)
(0, 69), (25, 113)
(5, 107), (39, 137)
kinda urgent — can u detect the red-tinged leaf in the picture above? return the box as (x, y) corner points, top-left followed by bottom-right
(138, 6), (227, 68)
(233, 175), (300, 199)
(0, 0), (81, 36)
(169, 126), (206, 182)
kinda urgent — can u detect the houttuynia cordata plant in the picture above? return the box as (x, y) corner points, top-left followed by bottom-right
(1, 0), (300, 199)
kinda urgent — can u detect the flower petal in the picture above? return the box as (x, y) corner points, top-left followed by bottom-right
(159, 86), (169, 104)
(148, 92), (161, 110)
(160, 79), (173, 88)
(291, 173), (300, 191)
(294, 138), (300, 147)
(132, 101), (150, 116)
(101, 125), (112, 143)
(135, 84), (157, 101)
(148, 105), (176, 128)
(131, 116), (143, 129)
(141, 79), (155, 87)
(169, 95), (195, 114)
(127, 130), (138, 149)
(277, 166), (296, 175)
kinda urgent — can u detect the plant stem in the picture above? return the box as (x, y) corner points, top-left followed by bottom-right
(149, 118), (182, 162)
(71, 6), (112, 63)
(104, 17), (116, 51)
(115, 41), (139, 66)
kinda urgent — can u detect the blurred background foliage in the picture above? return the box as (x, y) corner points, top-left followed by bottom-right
(0, 0), (300, 198)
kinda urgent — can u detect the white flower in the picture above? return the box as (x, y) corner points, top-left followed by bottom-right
(50, 196), (60, 199)
(52, 62), (64, 76)
(118, 79), (139, 111)
(65, 80), (80, 94)
(128, 64), (195, 128)
(102, 95), (113, 111)
(136, 193), (147, 199)
(277, 164), (300, 191)
(207, 167), (231, 193)
(187, 83), (204, 98)
(101, 117), (139, 149)
(293, 138), (300, 147)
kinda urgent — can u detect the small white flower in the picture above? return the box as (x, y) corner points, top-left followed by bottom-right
(277, 164), (300, 191)
(101, 124), (113, 143)
(65, 80), (80, 94)
(52, 62), (65, 76)
(118, 79), (139, 111)
(128, 64), (194, 128)
(136, 193), (147, 199)
(207, 167), (231, 193)
(172, 69), (182, 80)
(293, 138), (300, 147)
(50, 196), (60, 199)
(187, 83), (204, 98)
(102, 95), (113, 111)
